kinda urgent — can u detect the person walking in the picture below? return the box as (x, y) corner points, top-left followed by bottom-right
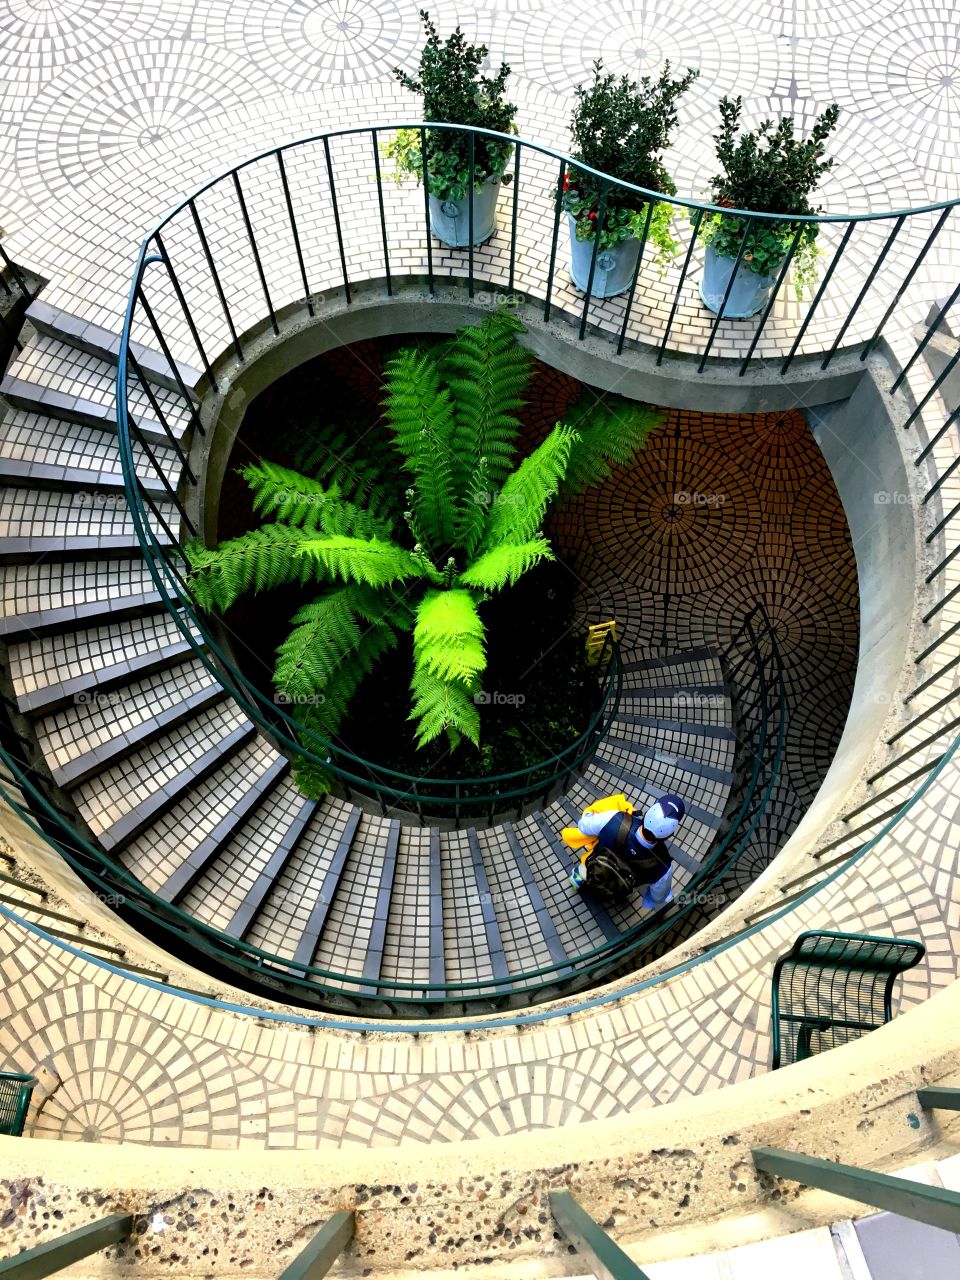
(567, 793), (686, 907)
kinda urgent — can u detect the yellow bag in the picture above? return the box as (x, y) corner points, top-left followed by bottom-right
(561, 793), (634, 865)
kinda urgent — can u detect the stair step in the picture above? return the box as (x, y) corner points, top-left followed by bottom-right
(599, 735), (734, 784)
(0, 486), (176, 561)
(158, 756), (290, 903)
(8, 610), (200, 714)
(612, 712), (736, 741)
(362, 820), (401, 984)
(24, 299), (202, 397)
(379, 826), (439, 991)
(225, 794), (320, 939)
(465, 828), (510, 987)
(75, 708), (256, 850)
(292, 807), (363, 968)
(0, 558), (159, 637)
(1, 372), (188, 451)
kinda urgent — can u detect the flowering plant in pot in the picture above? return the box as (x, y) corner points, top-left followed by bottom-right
(698, 96), (840, 317)
(562, 59), (698, 298)
(385, 10), (516, 248)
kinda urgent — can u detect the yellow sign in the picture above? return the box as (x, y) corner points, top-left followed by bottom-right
(585, 620), (617, 666)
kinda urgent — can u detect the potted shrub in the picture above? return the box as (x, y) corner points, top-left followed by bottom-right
(386, 10), (516, 248)
(563, 60), (698, 298)
(698, 96), (840, 317)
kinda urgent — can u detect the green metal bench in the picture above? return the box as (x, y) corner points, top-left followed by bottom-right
(771, 931), (925, 1069)
(0, 1071), (36, 1137)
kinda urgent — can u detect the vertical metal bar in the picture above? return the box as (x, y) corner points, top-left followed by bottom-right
(656, 207), (704, 366)
(370, 129), (393, 296)
(276, 1211), (356, 1280)
(903, 346), (960, 429)
(467, 132), (475, 298)
(135, 290), (203, 437)
(780, 221), (855, 374)
(508, 141), (521, 294)
(153, 231), (218, 389)
(616, 199), (655, 355)
(549, 1192), (652, 1280)
(918, 1085), (960, 1110)
(277, 148), (315, 316)
(926, 541), (960, 584)
(128, 350), (199, 465)
(752, 1147), (960, 1232)
(420, 127), (435, 294)
(322, 136), (352, 305)
(737, 224), (804, 376)
(893, 280), (960, 392)
(697, 216), (756, 373)
(0, 309), (23, 355)
(578, 184), (610, 340)
(916, 404), (960, 463)
(821, 214), (905, 368)
(188, 198), (244, 361)
(0, 241), (32, 299)
(862, 206), (952, 361)
(232, 169), (279, 336)
(543, 160), (567, 321)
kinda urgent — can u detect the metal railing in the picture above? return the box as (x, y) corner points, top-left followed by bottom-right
(0, 605), (781, 1015)
(0, 238), (35, 358)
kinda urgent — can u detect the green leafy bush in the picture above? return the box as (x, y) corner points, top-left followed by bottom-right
(185, 311), (663, 797)
(384, 10), (516, 201)
(563, 60), (698, 269)
(699, 96), (840, 296)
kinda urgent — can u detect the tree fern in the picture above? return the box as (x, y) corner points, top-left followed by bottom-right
(558, 393), (665, 496)
(459, 538), (554, 591)
(479, 424), (578, 551)
(296, 534), (430, 588)
(184, 525), (317, 612)
(444, 310), (533, 514)
(289, 413), (405, 515)
(241, 460), (395, 539)
(409, 667), (481, 749)
(382, 347), (458, 552)
(412, 589), (487, 684)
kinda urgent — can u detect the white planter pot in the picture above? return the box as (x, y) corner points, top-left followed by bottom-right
(428, 176), (500, 248)
(568, 216), (642, 298)
(699, 243), (781, 318)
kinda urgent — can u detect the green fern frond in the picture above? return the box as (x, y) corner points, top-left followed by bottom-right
(296, 535), (429, 588)
(459, 537), (554, 591)
(241, 460), (395, 539)
(443, 310), (532, 500)
(382, 347), (458, 551)
(558, 394), (665, 496)
(273, 585), (392, 703)
(412, 589), (487, 683)
(409, 667), (482, 749)
(184, 525), (317, 612)
(480, 424), (578, 551)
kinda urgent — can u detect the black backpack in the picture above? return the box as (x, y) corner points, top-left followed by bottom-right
(582, 847), (639, 906)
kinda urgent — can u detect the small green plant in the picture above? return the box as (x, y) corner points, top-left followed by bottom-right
(185, 312), (663, 798)
(384, 10), (516, 201)
(699, 96), (840, 297)
(563, 60), (699, 270)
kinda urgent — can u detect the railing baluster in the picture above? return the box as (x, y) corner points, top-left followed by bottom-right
(0, 240), (32, 299)
(277, 148), (315, 316)
(188, 198), (244, 361)
(232, 169), (279, 336)
(153, 231), (217, 389)
(616, 198), (654, 355)
(903, 345), (960, 430)
(420, 127), (434, 294)
(697, 216), (757, 373)
(127, 352), (197, 470)
(322, 136), (352, 305)
(656, 207), (703, 366)
(508, 141), (521, 294)
(780, 220), (855, 374)
(737, 224), (804, 376)
(578, 183), (609, 340)
(543, 159), (566, 321)
(892, 280), (960, 393)
(821, 214), (905, 369)
(370, 128), (393, 297)
(135, 290), (204, 439)
(467, 131), (475, 298)
(862, 205), (952, 361)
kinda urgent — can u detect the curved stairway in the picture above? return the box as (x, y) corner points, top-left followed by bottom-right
(0, 301), (739, 1004)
